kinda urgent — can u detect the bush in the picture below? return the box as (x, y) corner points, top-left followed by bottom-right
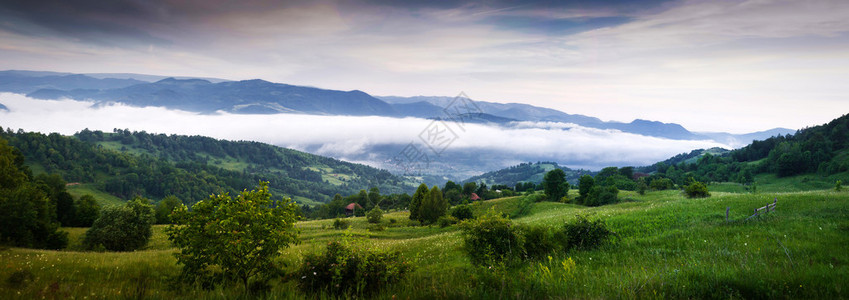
(366, 206), (383, 224)
(685, 181), (710, 198)
(5, 269), (34, 289)
(836, 180), (843, 191)
(522, 226), (556, 259)
(333, 218), (351, 229)
(559, 215), (615, 250)
(450, 204), (474, 220)
(460, 211), (524, 267)
(83, 197), (154, 251)
(296, 240), (412, 296)
(437, 215), (458, 228)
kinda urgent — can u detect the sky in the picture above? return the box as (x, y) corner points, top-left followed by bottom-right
(1, 0), (848, 134)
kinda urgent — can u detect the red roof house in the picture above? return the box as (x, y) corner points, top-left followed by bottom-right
(345, 203), (363, 216)
(470, 193), (481, 201)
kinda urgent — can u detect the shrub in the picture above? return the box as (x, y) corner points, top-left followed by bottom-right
(836, 180), (843, 191)
(650, 178), (675, 190)
(5, 269), (34, 289)
(333, 218), (351, 229)
(296, 240), (412, 296)
(83, 197), (154, 251)
(559, 215), (615, 250)
(450, 204), (474, 220)
(522, 226), (557, 259)
(366, 206), (383, 224)
(460, 211), (524, 267)
(685, 181), (710, 198)
(437, 215), (458, 228)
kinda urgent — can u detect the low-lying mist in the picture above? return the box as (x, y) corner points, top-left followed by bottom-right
(0, 93), (728, 174)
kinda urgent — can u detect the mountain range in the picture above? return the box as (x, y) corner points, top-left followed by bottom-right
(0, 70), (793, 146)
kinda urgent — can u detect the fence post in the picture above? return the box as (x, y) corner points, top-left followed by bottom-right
(754, 208), (758, 218)
(726, 207), (730, 222)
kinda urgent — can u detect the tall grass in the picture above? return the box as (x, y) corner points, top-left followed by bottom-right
(1, 188), (846, 299)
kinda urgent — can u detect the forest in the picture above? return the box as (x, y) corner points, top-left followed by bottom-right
(0, 128), (410, 205)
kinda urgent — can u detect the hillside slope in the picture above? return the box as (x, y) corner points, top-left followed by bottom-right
(0, 127), (411, 205)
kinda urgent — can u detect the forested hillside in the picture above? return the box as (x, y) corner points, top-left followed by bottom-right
(639, 114), (849, 186)
(0, 128), (410, 205)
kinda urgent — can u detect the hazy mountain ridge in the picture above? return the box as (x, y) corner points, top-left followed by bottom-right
(0, 70), (794, 144)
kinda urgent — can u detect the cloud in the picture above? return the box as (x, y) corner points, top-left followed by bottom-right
(0, 93), (727, 172)
(1, 0), (846, 135)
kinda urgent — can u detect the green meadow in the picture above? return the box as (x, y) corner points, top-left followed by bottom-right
(1, 185), (847, 299)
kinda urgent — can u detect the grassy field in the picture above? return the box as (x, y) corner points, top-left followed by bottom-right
(1, 185), (847, 299)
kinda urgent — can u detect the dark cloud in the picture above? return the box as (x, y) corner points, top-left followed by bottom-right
(0, 0), (172, 46)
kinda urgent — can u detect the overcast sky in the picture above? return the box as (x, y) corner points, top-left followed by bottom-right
(1, 0), (848, 133)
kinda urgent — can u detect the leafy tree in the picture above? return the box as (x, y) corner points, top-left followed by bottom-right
(684, 181), (710, 198)
(0, 138), (67, 249)
(368, 187), (381, 208)
(409, 183), (428, 221)
(83, 197), (155, 251)
(543, 169), (568, 201)
(367, 205), (384, 224)
(577, 175), (595, 204)
(462, 182), (477, 196)
(587, 185), (619, 206)
(74, 195), (100, 227)
(167, 182), (299, 291)
(154, 195), (182, 224)
(419, 186), (447, 224)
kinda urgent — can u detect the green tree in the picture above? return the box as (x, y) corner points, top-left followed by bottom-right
(367, 205), (384, 224)
(543, 169), (568, 201)
(368, 187), (381, 208)
(578, 175), (595, 204)
(83, 197), (155, 251)
(74, 195), (100, 227)
(419, 186), (447, 224)
(154, 195), (182, 224)
(0, 138), (67, 249)
(462, 182), (477, 196)
(835, 180), (843, 191)
(167, 182), (299, 291)
(409, 183), (428, 221)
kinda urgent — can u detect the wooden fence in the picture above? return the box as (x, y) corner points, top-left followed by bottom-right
(726, 197), (777, 222)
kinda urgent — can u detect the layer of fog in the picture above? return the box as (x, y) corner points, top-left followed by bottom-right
(0, 93), (729, 172)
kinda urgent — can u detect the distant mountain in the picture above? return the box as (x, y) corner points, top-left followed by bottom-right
(380, 96), (706, 140)
(1, 70), (795, 146)
(27, 77), (397, 116)
(698, 128), (796, 148)
(0, 70), (147, 93)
